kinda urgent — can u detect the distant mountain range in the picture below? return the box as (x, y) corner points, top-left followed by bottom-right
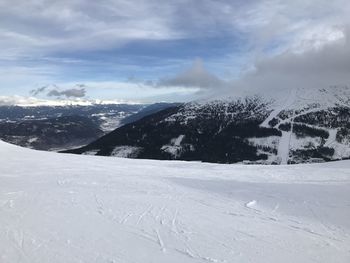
(66, 87), (350, 164)
(0, 115), (103, 151)
(0, 103), (180, 151)
(0, 104), (143, 132)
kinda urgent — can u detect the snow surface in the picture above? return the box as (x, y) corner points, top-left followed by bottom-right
(82, 149), (99, 156)
(277, 131), (292, 164)
(1, 140), (350, 263)
(248, 136), (280, 150)
(161, 135), (186, 158)
(111, 146), (142, 158)
(289, 134), (323, 150)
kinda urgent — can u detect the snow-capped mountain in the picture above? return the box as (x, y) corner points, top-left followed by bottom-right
(67, 86), (350, 164)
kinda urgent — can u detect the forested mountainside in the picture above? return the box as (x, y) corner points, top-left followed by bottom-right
(67, 87), (350, 164)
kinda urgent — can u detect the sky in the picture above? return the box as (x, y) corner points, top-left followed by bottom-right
(0, 0), (349, 105)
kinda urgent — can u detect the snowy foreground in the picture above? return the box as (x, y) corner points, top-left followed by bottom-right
(1, 141), (350, 263)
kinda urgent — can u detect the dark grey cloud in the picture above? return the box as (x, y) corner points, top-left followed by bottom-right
(30, 84), (58, 96)
(29, 84), (87, 99)
(47, 88), (86, 98)
(30, 86), (48, 96)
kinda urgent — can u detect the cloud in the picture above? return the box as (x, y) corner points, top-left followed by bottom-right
(158, 59), (225, 89)
(30, 84), (58, 96)
(157, 26), (350, 102)
(0, 95), (70, 106)
(0, 95), (129, 106)
(1, 1), (350, 103)
(227, 26), (350, 99)
(0, 0), (182, 56)
(47, 87), (86, 98)
(30, 86), (49, 96)
(29, 84), (87, 99)
(0, 96), (21, 106)
(1, 0), (349, 58)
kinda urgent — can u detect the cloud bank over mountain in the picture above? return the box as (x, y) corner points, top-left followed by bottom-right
(233, 27), (350, 97)
(47, 88), (86, 98)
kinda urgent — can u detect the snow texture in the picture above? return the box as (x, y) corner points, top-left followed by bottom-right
(0, 140), (350, 263)
(111, 146), (142, 158)
(161, 135), (185, 158)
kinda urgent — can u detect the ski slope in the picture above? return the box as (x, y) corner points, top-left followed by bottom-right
(0, 140), (350, 263)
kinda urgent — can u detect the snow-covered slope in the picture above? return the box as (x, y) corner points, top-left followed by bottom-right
(1, 140), (350, 263)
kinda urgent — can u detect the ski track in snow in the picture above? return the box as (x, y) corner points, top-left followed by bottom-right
(260, 88), (298, 128)
(261, 88), (298, 164)
(278, 131), (291, 164)
(0, 140), (350, 263)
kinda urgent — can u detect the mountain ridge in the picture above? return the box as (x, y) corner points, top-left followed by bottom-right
(66, 86), (350, 164)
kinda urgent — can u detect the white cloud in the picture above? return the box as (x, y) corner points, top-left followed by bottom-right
(228, 0), (350, 55)
(0, 95), (138, 106)
(0, 0), (183, 55)
(1, 0), (348, 56)
(1, 0), (350, 103)
(229, 27), (350, 99)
